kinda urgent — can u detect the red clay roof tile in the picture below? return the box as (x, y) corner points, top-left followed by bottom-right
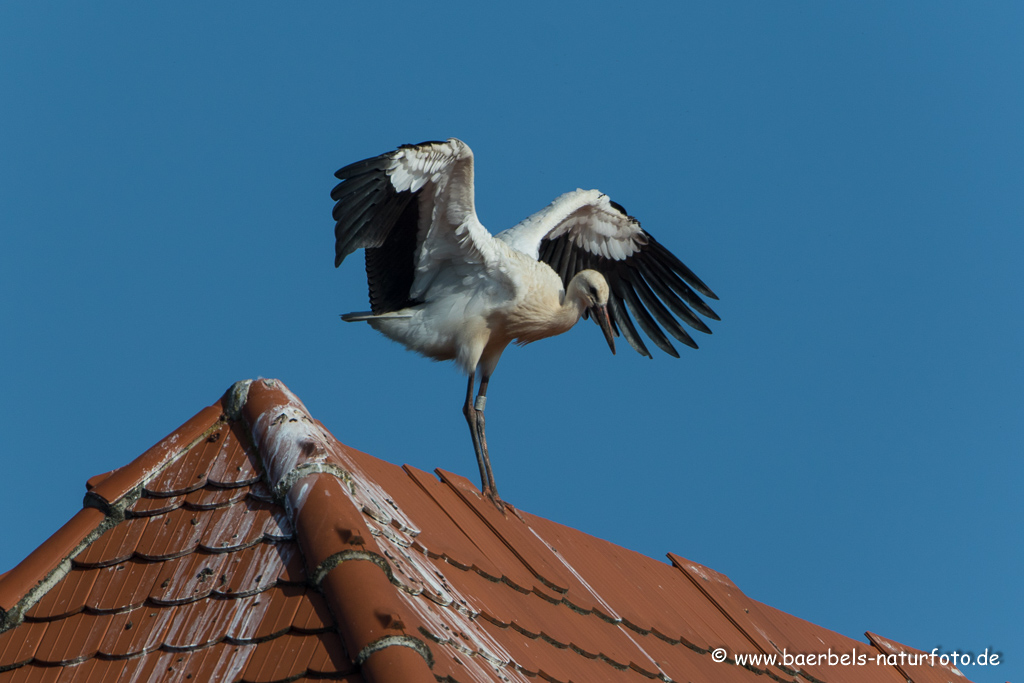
(521, 510), (707, 642)
(144, 427), (224, 497)
(21, 569), (95, 622)
(183, 484), (248, 510)
(1, 664), (60, 683)
(436, 468), (584, 598)
(750, 602), (906, 683)
(33, 611), (107, 665)
(56, 655), (129, 682)
(203, 424), (263, 489)
(242, 631), (339, 682)
(0, 378), (973, 683)
(401, 464), (508, 578)
(866, 631), (968, 683)
(82, 559), (162, 613)
(0, 620), (46, 669)
(134, 507), (213, 561)
(70, 517), (146, 568)
(406, 466), (544, 590)
(130, 494), (185, 517)
(199, 498), (293, 553)
(213, 542), (304, 595)
(97, 604), (177, 658)
(149, 551), (233, 605)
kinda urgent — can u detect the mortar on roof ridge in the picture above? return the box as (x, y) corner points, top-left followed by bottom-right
(247, 388), (417, 536)
(224, 380), (253, 421)
(354, 633), (434, 670)
(273, 462), (355, 502)
(309, 549), (419, 597)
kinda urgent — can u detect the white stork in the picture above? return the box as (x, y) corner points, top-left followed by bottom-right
(331, 138), (718, 507)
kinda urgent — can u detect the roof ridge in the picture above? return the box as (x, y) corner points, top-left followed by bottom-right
(234, 378), (437, 683)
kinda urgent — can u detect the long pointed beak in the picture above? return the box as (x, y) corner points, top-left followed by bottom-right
(593, 303), (616, 355)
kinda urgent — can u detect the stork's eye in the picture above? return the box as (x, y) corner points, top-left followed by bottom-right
(588, 286), (597, 296)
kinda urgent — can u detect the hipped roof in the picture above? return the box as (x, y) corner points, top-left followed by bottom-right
(0, 379), (969, 683)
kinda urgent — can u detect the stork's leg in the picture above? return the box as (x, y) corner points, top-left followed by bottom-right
(462, 372), (503, 511)
(474, 374), (499, 499)
(463, 372), (489, 497)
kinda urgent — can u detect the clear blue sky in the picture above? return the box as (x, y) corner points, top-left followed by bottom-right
(2, 3), (1020, 681)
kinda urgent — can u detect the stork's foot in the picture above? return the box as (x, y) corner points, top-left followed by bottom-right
(483, 486), (505, 512)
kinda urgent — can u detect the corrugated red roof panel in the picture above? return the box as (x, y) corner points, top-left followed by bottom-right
(0, 379), (973, 683)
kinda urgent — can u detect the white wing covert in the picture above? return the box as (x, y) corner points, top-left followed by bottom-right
(331, 138), (498, 314)
(500, 189), (719, 358)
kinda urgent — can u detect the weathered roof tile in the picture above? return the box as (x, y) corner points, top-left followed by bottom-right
(242, 632), (348, 682)
(33, 611), (107, 665)
(199, 498), (292, 553)
(183, 485), (248, 510)
(97, 604), (176, 658)
(0, 508), (106, 619)
(129, 494), (185, 517)
(213, 542), (303, 596)
(0, 620), (46, 669)
(204, 424), (261, 488)
(71, 517), (146, 569)
(21, 569), (95, 621)
(83, 560), (162, 613)
(144, 426), (224, 497)
(149, 551), (230, 605)
(436, 468), (580, 598)
(134, 507), (211, 561)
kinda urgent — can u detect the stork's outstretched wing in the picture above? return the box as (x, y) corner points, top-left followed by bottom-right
(331, 138), (496, 314)
(498, 189), (719, 357)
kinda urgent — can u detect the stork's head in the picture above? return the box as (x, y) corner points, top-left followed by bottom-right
(569, 270), (616, 355)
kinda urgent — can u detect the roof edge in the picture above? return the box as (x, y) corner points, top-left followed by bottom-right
(0, 507), (106, 630)
(87, 402), (225, 507)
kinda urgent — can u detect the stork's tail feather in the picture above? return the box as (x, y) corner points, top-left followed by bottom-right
(340, 311), (414, 322)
